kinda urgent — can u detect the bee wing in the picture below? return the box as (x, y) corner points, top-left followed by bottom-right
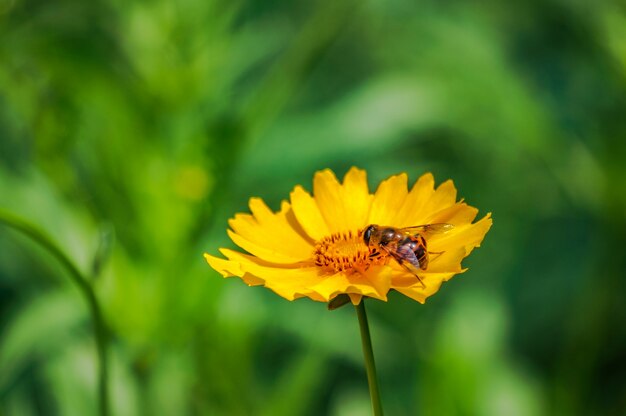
(380, 245), (426, 288)
(399, 223), (454, 235)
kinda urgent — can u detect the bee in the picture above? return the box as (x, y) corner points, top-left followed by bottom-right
(362, 223), (454, 287)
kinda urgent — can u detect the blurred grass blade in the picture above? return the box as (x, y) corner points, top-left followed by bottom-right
(92, 223), (115, 278)
(243, 0), (361, 141)
(0, 291), (84, 392)
(0, 210), (110, 416)
(260, 350), (328, 416)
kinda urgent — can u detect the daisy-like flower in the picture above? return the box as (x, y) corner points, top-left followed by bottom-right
(205, 167), (492, 306)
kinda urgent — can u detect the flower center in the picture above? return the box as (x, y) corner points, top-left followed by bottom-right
(313, 230), (387, 273)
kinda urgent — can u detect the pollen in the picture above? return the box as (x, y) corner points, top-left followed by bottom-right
(313, 230), (387, 273)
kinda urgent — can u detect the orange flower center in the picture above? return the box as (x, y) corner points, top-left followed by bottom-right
(313, 230), (387, 273)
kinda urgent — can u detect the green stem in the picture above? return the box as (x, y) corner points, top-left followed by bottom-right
(0, 210), (110, 416)
(355, 300), (384, 416)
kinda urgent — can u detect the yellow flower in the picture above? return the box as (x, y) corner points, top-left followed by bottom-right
(204, 167), (492, 305)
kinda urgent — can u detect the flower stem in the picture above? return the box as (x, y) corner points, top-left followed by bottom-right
(355, 300), (384, 416)
(0, 210), (110, 416)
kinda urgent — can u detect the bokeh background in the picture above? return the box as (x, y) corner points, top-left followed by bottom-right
(1, 0), (626, 415)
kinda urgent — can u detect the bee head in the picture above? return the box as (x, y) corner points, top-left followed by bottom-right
(363, 225), (376, 245)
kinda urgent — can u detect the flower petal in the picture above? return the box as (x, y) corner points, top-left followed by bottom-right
(313, 168), (372, 233)
(394, 270), (461, 303)
(426, 247), (467, 273)
(395, 280), (443, 304)
(312, 169), (345, 232)
(429, 213), (492, 254)
(358, 265), (393, 299)
(368, 173), (409, 225)
(425, 202), (478, 226)
(394, 173), (436, 227)
(348, 293), (363, 305)
(290, 185), (330, 241)
(204, 253), (265, 286)
(310, 265), (392, 302)
(226, 230), (299, 265)
(395, 175), (460, 228)
(205, 249), (325, 301)
(341, 167), (373, 230)
(228, 198), (314, 263)
(422, 179), (458, 216)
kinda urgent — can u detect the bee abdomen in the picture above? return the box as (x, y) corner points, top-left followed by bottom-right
(399, 237), (417, 250)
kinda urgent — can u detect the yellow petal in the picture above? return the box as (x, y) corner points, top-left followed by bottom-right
(228, 198), (314, 263)
(395, 281), (442, 304)
(425, 202), (478, 226)
(421, 179), (458, 217)
(348, 293), (363, 305)
(310, 265), (392, 302)
(368, 173), (409, 225)
(358, 265), (393, 299)
(313, 168), (372, 233)
(394, 173), (436, 227)
(395, 176), (460, 228)
(204, 253), (265, 286)
(312, 169), (345, 232)
(429, 213), (492, 254)
(227, 230), (300, 264)
(290, 185), (330, 241)
(209, 249), (324, 301)
(426, 247), (466, 273)
(394, 270), (460, 303)
(340, 167), (373, 230)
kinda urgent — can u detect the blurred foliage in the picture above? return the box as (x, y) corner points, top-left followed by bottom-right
(1, 0), (626, 415)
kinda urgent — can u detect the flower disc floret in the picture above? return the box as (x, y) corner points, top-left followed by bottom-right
(313, 230), (387, 273)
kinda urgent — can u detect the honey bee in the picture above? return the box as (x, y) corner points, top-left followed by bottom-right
(362, 223), (454, 287)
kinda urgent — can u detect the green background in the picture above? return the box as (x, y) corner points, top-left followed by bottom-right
(1, 0), (625, 414)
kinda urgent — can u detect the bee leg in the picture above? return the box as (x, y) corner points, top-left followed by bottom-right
(428, 250), (445, 262)
(414, 273), (426, 288)
(401, 263), (426, 288)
